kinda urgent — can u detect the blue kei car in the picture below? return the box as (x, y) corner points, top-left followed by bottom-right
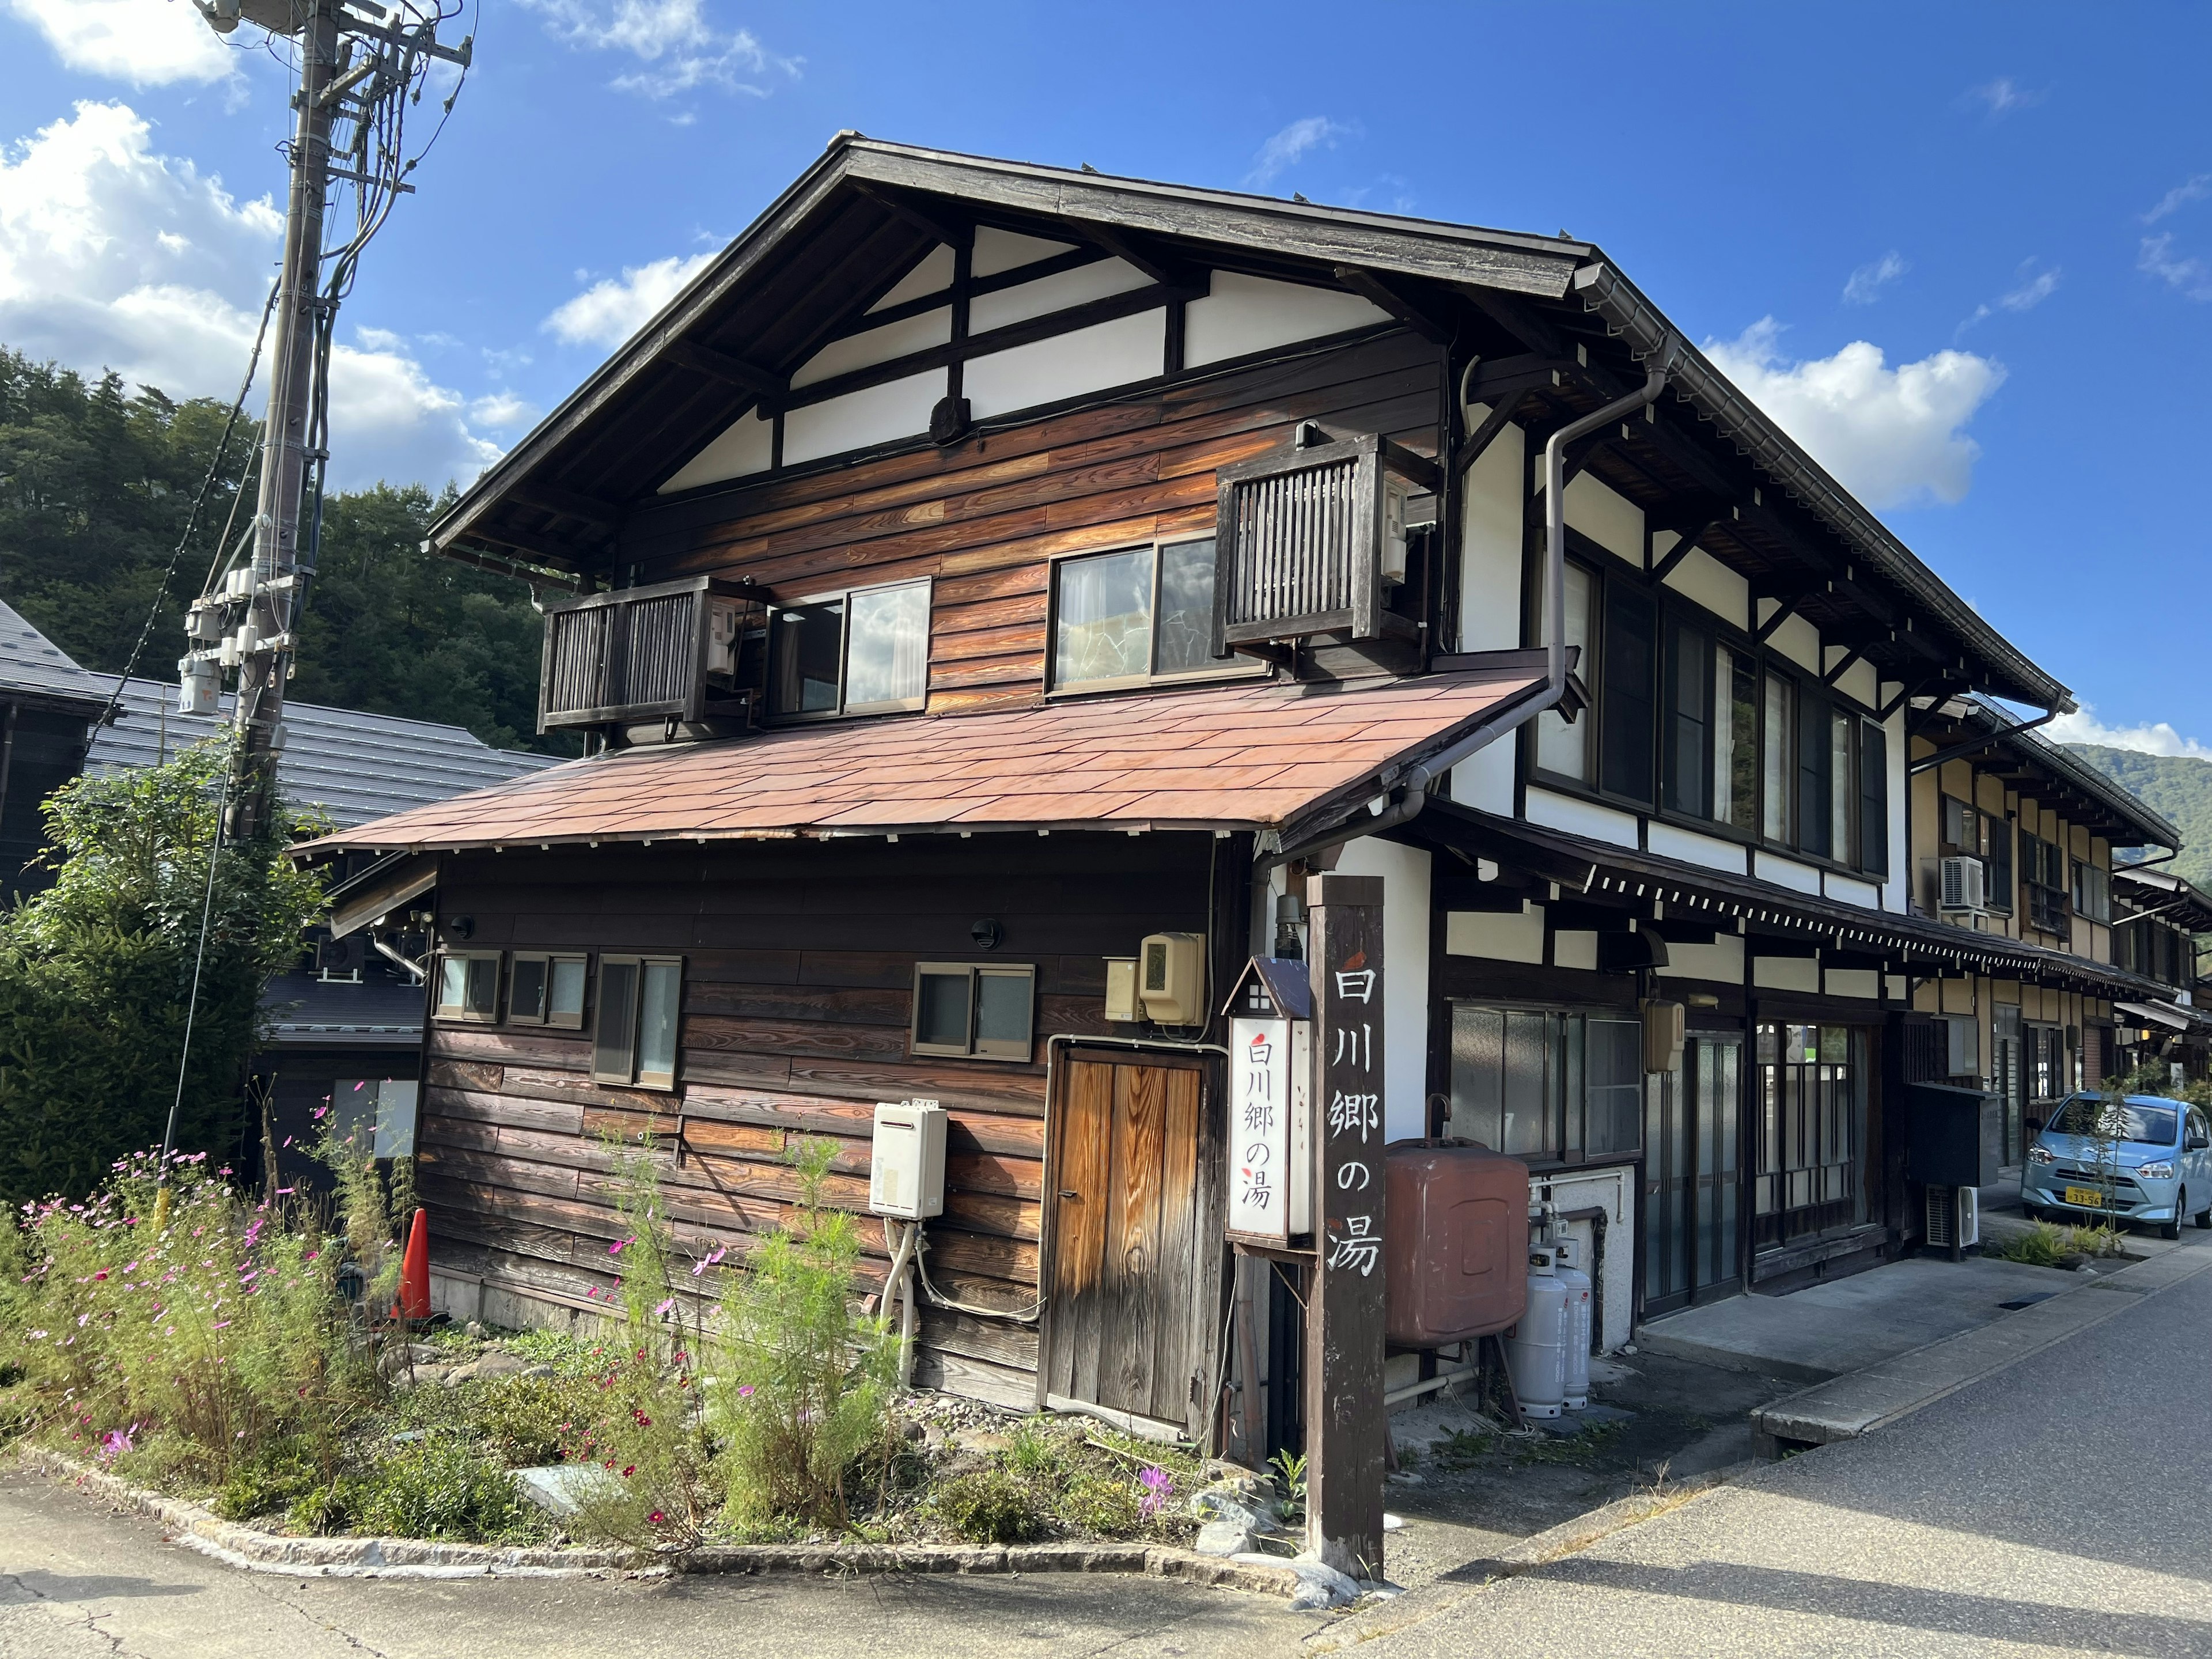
(2022, 1093), (2212, 1239)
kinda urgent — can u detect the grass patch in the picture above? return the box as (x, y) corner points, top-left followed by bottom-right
(926, 1419), (1205, 1546)
(1511, 1419), (1626, 1467)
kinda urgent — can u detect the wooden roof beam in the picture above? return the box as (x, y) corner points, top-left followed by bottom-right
(1074, 222), (1199, 287)
(1333, 266), (1454, 346)
(850, 180), (973, 250)
(510, 483), (623, 535)
(664, 339), (787, 399)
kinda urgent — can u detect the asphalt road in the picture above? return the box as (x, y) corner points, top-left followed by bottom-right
(1354, 1249), (2212, 1658)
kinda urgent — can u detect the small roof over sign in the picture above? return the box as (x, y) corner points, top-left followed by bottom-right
(1223, 956), (1312, 1022)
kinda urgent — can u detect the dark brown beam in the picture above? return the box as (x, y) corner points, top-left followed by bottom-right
(457, 521), (593, 570)
(442, 538), (587, 589)
(1822, 646), (1864, 687)
(850, 180), (972, 250)
(665, 339), (787, 399)
(1077, 223), (1198, 288)
(1753, 589), (1810, 645)
(1455, 391), (1527, 476)
(1333, 266), (1453, 345)
(1651, 519), (1719, 585)
(511, 483), (622, 534)
(1458, 286), (1567, 358)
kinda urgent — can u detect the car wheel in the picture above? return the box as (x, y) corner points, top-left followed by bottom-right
(2161, 1190), (2183, 1241)
(2196, 1201), (2212, 1230)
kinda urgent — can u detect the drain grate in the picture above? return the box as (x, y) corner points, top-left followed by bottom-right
(1998, 1293), (2055, 1310)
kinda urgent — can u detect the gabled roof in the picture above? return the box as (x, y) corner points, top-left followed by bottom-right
(432, 137), (2068, 714)
(0, 598), (555, 828)
(2111, 863), (2212, 933)
(297, 655), (1553, 857)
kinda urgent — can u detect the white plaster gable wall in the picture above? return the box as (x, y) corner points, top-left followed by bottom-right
(659, 407), (772, 494)
(971, 226), (1074, 277)
(782, 369), (944, 466)
(964, 310), (1166, 421)
(1184, 272), (1391, 368)
(791, 306), (952, 389)
(1767, 611), (1821, 675)
(1332, 836), (1433, 1143)
(869, 244), (955, 311)
(969, 258), (1152, 333)
(1835, 656), (1879, 710)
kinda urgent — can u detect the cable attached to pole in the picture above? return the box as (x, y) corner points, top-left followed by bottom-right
(150, 766), (232, 1234)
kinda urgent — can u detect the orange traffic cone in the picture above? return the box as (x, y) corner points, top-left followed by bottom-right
(395, 1207), (432, 1323)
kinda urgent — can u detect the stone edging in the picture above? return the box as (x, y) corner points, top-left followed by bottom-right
(14, 1447), (1301, 1596)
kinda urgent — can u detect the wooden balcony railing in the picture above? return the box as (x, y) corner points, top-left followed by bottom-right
(537, 575), (763, 736)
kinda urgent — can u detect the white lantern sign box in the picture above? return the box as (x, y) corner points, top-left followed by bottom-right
(1222, 957), (1312, 1245)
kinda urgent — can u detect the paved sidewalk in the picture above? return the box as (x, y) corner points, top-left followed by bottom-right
(1635, 1254), (2088, 1382)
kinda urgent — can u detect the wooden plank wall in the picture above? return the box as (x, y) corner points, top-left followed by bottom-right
(623, 328), (1444, 713)
(417, 834), (1218, 1409)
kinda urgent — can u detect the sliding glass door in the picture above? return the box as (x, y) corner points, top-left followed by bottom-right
(1643, 1033), (1743, 1316)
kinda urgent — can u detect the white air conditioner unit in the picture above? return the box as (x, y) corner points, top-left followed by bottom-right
(1938, 855), (1988, 915)
(1925, 1184), (1979, 1249)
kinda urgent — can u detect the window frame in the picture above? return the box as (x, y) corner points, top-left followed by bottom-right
(1043, 536), (1263, 696)
(433, 949), (503, 1024)
(509, 950), (590, 1029)
(1444, 998), (1645, 1171)
(591, 953), (683, 1090)
(1524, 543), (1892, 879)
(764, 575), (933, 723)
(908, 961), (1037, 1062)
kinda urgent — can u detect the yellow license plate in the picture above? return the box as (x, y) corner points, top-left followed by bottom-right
(2063, 1186), (2108, 1208)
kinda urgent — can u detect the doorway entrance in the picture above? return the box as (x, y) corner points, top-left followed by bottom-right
(1041, 1050), (1215, 1435)
(1642, 1032), (1742, 1317)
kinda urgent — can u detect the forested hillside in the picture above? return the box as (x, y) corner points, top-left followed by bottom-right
(0, 348), (566, 753)
(2066, 744), (2212, 888)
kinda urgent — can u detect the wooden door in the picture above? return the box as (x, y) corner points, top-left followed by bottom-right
(1043, 1053), (1210, 1432)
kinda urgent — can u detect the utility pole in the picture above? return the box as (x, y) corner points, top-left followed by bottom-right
(230, 0), (338, 841)
(182, 0), (471, 838)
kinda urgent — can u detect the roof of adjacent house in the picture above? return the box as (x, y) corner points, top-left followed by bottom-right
(2111, 863), (2212, 934)
(0, 597), (556, 828)
(429, 135), (2072, 714)
(1918, 695), (2181, 851)
(298, 654), (1554, 858)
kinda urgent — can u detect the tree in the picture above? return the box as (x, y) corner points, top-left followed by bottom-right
(0, 737), (328, 1207)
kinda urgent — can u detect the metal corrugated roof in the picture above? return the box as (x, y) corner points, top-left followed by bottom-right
(0, 597), (554, 828)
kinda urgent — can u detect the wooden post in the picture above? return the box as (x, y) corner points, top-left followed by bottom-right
(1304, 872), (1386, 1578)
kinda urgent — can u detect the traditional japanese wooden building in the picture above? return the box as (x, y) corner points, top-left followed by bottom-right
(299, 139), (2182, 1452)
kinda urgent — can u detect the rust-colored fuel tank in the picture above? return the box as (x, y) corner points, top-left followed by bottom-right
(1384, 1139), (1529, 1346)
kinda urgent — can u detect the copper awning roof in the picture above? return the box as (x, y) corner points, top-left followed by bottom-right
(299, 658), (1551, 858)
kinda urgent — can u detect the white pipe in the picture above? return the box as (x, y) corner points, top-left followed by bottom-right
(1384, 1362), (1478, 1408)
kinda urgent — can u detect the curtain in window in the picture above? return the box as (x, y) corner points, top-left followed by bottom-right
(1054, 548), (1153, 687)
(844, 582), (930, 709)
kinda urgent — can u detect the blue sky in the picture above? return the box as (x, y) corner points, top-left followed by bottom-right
(3, 1), (2208, 751)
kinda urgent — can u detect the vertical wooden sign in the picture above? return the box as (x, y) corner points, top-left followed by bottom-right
(1305, 872), (1385, 1578)
(1226, 1016), (1293, 1244)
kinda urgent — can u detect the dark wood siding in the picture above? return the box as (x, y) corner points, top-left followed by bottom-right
(418, 833), (1225, 1408)
(622, 329), (1442, 714)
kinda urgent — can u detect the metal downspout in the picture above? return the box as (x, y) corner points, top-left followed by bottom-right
(1252, 354), (1676, 879)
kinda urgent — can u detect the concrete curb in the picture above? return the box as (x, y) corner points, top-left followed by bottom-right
(1751, 1242), (2212, 1452)
(14, 1448), (1301, 1596)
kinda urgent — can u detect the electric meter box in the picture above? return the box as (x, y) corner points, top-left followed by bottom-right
(1138, 931), (1206, 1024)
(868, 1098), (947, 1220)
(1103, 957), (1141, 1022)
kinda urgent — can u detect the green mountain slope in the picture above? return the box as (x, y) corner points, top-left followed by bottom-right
(2064, 744), (2212, 887)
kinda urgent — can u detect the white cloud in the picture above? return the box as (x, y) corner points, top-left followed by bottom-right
(517, 0), (799, 99)
(5, 0), (237, 87)
(469, 392), (540, 429)
(1967, 77), (2043, 118)
(2143, 173), (2211, 224)
(1997, 262), (2061, 311)
(0, 100), (498, 489)
(2050, 704), (2212, 760)
(1244, 117), (1356, 188)
(1703, 318), (2004, 509)
(2139, 232), (2212, 301)
(1842, 251), (1907, 305)
(543, 251), (713, 349)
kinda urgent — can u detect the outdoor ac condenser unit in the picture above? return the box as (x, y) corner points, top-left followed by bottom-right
(1925, 1185), (1980, 1250)
(1938, 855), (1988, 915)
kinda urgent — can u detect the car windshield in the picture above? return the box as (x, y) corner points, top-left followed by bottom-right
(2046, 1096), (2180, 1147)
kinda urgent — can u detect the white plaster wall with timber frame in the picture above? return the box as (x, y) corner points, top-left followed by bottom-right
(1449, 409), (1524, 816)
(1657, 539), (1749, 632)
(1182, 271), (1390, 368)
(1881, 704), (1910, 912)
(969, 257), (1152, 334)
(964, 309), (1166, 422)
(790, 307), (952, 389)
(1446, 903), (1544, 965)
(1525, 785), (1639, 850)
(1333, 836), (1433, 1144)
(1752, 954), (1820, 993)
(661, 408), (772, 495)
(1654, 931), (1745, 985)
(1646, 820), (1749, 876)
(781, 369), (946, 467)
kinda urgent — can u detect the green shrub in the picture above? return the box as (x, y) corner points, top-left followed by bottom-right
(711, 1138), (899, 1531)
(350, 1434), (536, 1541)
(1992, 1221), (2071, 1267)
(476, 1373), (593, 1468)
(935, 1468), (1045, 1544)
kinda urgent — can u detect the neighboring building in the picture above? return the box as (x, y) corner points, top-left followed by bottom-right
(2108, 861), (2212, 1083)
(295, 139), (2184, 1456)
(0, 597), (554, 1154)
